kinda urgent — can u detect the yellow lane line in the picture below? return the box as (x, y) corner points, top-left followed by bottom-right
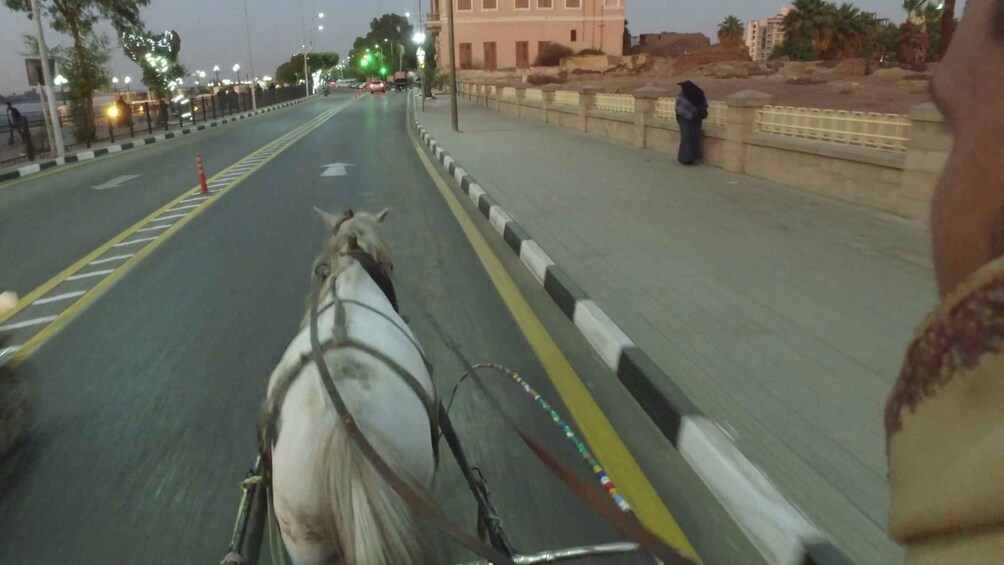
(406, 111), (700, 559)
(11, 101), (355, 362)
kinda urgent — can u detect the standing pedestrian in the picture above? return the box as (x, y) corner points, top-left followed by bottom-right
(675, 80), (708, 165)
(885, 0), (1004, 562)
(6, 101), (23, 145)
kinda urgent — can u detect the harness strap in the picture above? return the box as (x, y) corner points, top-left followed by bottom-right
(308, 269), (514, 565)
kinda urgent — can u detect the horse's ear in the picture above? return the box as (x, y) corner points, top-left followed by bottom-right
(314, 206), (340, 229)
(376, 208), (390, 222)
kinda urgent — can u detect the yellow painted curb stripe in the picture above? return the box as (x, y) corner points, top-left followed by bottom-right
(11, 101), (354, 362)
(406, 109), (699, 559)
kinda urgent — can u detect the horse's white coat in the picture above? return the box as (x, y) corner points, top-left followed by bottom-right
(266, 225), (435, 565)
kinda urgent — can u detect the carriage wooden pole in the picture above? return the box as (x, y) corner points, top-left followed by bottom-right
(196, 155), (208, 194)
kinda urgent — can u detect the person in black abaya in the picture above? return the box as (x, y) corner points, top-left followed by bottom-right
(675, 80), (708, 165)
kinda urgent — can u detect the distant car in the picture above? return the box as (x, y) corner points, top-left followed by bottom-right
(367, 80), (386, 94)
(335, 79), (358, 89)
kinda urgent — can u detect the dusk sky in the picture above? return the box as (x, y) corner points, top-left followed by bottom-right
(1, 0), (942, 96)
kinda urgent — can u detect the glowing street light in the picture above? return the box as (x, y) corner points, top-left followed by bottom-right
(233, 63), (241, 83)
(413, 31), (427, 45)
(124, 75), (132, 92)
(213, 64), (221, 84)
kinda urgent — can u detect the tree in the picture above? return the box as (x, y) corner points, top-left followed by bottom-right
(623, 19), (632, 55)
(121, 29), (185, 99)
(4, 0), (149, 141)
(781, 0), (836, 59)
(346, 13), (417, 76)
(826, 3), (873, 59)
(939, 0), (956, 57)
(275, 61), (298, 86)
(717, 15), (744, 50)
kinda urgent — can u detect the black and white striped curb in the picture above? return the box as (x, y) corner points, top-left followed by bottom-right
(0, 97), (311, 185)
(409, 94), (853, 565)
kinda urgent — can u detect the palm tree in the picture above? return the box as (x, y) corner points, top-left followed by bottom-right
(902, 0), (928, 23)
(782, 0), (837, 57)
(827, 3), (873, 59)
(939, 0), (956, 56)
(717, 15), (745, 50)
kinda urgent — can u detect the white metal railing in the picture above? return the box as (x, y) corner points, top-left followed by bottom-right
(525, 88), (543, 102)
(756, 106), (910, 151)
(707, 101), (727, 127)
(555, 90), (580, 107)
(501, 87), (517, 100)
(595, 93), (634, 113)
(655, 98), (675, 120)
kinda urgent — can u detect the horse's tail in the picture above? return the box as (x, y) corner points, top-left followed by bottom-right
(318, 420), (427, 565)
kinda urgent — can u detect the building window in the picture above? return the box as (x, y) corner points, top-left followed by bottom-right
(570, 29), (577, 42)
(515, 0), (529, 8)
(537, 0), (552, 8)
(566, 0), (581, 7)
(458, 0), (472, 11)
(516, 41), (530, 68)
(483, 42), (497, 70)
(459, 43), (473, 69)
(482, 0), (497, 9)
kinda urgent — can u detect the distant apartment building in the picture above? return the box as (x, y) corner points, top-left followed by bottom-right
(426, 0), (626, 70)
(744, 6), (793, 61)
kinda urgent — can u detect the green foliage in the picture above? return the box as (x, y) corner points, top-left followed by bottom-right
(121, 29), (185, 99)
(345, 13), (417, 75)
(275, 61), (298, 86)
(779, 0), (882, 60)
(6, 0), (148, 142)
(862, 22), (902, 62)
(533, 43), (574, 66)
(717, 15), (744, 49)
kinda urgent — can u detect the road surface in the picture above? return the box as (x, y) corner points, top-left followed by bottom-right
(0, 92), (759, 564)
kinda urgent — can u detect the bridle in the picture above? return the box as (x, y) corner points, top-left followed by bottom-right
(305, 252), (517, 564)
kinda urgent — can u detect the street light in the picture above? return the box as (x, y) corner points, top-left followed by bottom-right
(124, 76), (132, 92)
(300, 10), (324, 96)
(213, 64), (220, 85)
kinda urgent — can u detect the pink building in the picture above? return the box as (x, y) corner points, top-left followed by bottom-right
(427, 0), (626, 70)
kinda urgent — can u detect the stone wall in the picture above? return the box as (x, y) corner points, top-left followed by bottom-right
(456, 82), (951, 221)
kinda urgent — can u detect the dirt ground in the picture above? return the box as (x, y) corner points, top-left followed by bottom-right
(463, 56), (936, 115)
(559, 74), (933, 114)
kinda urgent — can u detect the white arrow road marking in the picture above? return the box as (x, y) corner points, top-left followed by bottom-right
(92, 174), (141, 190)
(320, 163), (352, 177)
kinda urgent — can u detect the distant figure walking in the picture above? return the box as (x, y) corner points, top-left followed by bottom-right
(675, 80), (708, 165)
(6, 101), (23, 145)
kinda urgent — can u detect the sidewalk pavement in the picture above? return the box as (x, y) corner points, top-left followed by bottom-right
(417, 96), (936, 564)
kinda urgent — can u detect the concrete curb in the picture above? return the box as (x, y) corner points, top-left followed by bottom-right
(409, 92), (853, 565)
(0, 97), (312, 185)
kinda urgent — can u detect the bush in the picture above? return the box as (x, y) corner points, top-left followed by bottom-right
(577, 48), (605, 56)
(534, 43), (575, 67)
(526, 73), (565, 86)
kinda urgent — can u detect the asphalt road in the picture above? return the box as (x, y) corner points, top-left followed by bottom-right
(0, 97), (343, 297)
(0, 93), (761, 564)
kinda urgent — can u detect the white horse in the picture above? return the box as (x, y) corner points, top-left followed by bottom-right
(261, 208), (437, 565)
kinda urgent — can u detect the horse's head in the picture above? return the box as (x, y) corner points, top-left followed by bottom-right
(314, 206), (392, 281)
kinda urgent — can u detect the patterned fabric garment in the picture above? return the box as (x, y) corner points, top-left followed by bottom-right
(886, 256), (1004, 563)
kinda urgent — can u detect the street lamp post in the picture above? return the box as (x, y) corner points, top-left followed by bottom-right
(447, 0), (459, 131)
(124, 76), (132, 92)
(213, 65), (220, 85)
(300, 11), (324, 97)
(112, 76), (119, 92)
(233, 63), (241, 84)
(242, 0), (258, 111)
